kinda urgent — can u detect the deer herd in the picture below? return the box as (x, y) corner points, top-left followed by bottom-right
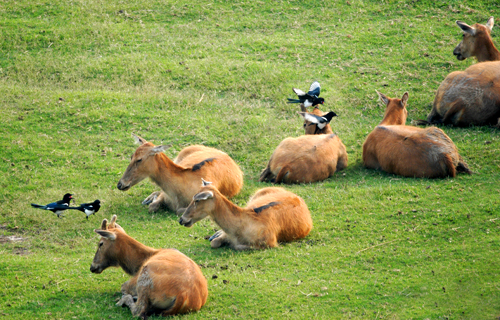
(90, 17), (499, 318)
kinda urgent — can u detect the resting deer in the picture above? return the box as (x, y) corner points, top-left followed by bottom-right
(90, 215), (208, 318)
(259, 133), (347, 184)
(363, 91), (471, 178)
(117, 134), (243, 213)
(423, 17), (500, 127)
(179, 180), (312, 250)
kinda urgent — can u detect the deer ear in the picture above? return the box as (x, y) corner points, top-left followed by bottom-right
(194, 191), (214, 201)
(486, 16), (494, 31)
(150, 145), (171, 156)
(94, 229), (116, 240)
(376, 90), (390, 106)
(100, 219), (108, 230)
(201, 178), (213, 187)
(400, 92), (409, 107)
(456, 20), (475, 36)
(132, 133), (147, 145)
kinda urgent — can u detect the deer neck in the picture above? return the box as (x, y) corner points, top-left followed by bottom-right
(117, 234), (159, 276)
(209, 196), (249, 233)
(476, 38), (500, 62)
(322, 125), (334, 134)
(379, 113), (406, 126)
(150, 153), (185, 195)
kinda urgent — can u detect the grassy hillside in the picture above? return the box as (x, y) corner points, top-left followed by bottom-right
(1, 0), (499, 319)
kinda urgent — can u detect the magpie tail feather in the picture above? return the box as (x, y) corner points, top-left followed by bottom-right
(287, 98), (301, 103)
(67, 206), (84, 212)
(31, 204), (46, 209)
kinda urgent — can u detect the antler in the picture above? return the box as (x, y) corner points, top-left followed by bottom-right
(100, 219), (108, 230)
(109, 215), (117, 228)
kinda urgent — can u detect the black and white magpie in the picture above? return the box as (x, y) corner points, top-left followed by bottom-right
(69, 200), (101, 220)
(298, 111), (337, 129)
(31, 193), (73, 218)
(287, 81), (324, 107)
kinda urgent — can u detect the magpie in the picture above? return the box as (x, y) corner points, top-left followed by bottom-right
(287, 81), (324, 107)
(31, 193), (73, 218)
(69, 200), (101, 220)
(298, 111), (337, 130)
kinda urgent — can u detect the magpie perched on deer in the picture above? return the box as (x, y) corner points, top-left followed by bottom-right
(287, 81), (324, 107)
(298, 111), (337, 130)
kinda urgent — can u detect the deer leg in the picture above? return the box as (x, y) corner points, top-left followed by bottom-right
(441, 100), (465, 126)
(142, 191), (160, 205)
(227, 234), (255, 250)
(266, 234), (278, 248)
(117, 294), (149, 318)
(210, 231), (228, 248)
(232, 243), (253, 250)
(275, 165), (291, 184)
(336, 152), (348, 171)
(147, 192), (173, 213)
(121, 277), (138, 297)
(116, 294), (133, 308)
(362, 147), (381, 170)
(208, 230), (224, 241)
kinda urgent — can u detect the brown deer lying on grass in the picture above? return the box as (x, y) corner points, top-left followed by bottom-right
(90, 215), (208, 318)
(259, 132), (348, 184)
(299, 104), (334, 135)
(423, 17), (500, 127)
(179, 180), (312, 250)
(117, 134), (243, 213)
(363, 91), (471, 178)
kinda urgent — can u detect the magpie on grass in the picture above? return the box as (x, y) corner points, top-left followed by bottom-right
(287, 81), (324, 107)
(69, 200), (101, 220)
(298, 111), (337, 130)
(31, 193), (73, 218)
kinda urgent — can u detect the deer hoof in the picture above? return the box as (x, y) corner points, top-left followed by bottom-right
(142, 192), (160, 205)
(209, 230), (223, 241)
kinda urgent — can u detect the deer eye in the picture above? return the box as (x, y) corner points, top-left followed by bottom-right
(136, 158), (142, 164)
(99, 242), (104, 247)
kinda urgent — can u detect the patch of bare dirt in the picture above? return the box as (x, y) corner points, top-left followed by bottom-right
(0, 235), (26, 243)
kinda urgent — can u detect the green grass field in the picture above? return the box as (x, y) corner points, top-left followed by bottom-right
(1, 0), (499, 319)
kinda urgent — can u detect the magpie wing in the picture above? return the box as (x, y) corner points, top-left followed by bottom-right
(292, 88), (306, 97)
(308, 81), (321, 97)
(48, 203), (70, 210)
(298, 112), (321, 124)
